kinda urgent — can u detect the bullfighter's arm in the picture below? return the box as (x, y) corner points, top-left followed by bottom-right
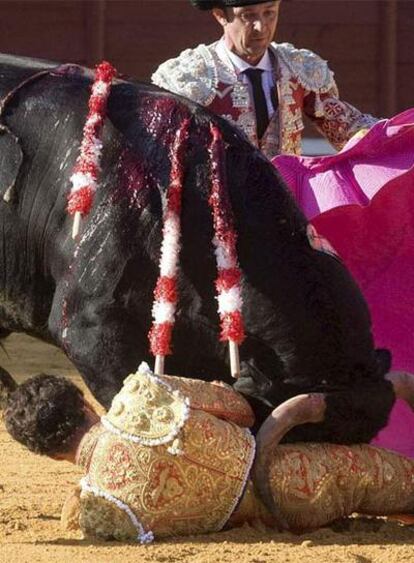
(61, 486), (81, 532)
(61, 484), (139, 540)
(78, 489), (138, 541)
(303, 83), (378, 151)
(276, 43), (378, 151)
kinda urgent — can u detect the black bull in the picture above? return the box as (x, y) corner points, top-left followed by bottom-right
(0, 54), (394, 443)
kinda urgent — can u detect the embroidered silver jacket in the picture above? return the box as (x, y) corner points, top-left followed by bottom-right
(152, 41), (377, 159)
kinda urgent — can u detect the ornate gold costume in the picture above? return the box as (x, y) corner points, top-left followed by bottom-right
(76, 363), (256, 542)
(264, 442), (414, 532)
(67, 365), (414, 543)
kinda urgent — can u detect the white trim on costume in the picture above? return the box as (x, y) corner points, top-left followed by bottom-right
(80, 477), (154, 544)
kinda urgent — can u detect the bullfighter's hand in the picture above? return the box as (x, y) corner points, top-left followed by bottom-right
(61, 485), (81, 532)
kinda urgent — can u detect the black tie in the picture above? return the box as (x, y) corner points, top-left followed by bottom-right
(243, 68), (269, 140)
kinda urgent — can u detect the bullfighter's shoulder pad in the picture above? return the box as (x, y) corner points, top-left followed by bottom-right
(273, 42), (336, 94)
(151, 43), (219, 106)
(159, 375), (255, 428)
(102, 363), (190, 446)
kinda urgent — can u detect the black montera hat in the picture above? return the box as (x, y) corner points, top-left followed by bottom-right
(191, 0), (275, 10)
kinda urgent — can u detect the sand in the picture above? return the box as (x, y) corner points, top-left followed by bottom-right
(1, 333), (414, 562)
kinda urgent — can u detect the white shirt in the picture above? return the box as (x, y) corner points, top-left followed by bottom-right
(216, 38), (276, 117)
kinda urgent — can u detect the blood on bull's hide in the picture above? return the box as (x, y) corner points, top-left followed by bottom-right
(0, 54), (394, 444)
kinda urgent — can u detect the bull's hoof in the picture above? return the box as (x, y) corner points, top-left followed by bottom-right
(0, 366), (17, 411)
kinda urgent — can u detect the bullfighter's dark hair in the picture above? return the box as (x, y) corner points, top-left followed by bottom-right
(4, 374), (86, 455)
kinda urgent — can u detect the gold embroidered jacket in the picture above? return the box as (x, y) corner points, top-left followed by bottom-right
(152, 41), (377, 159)
(75, 367), (257, 542)
(65, 367), (414, 542)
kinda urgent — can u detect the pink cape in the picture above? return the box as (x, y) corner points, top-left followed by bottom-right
(273, 108), (414, 458)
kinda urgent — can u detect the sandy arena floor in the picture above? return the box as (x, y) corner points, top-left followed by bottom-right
(1, 333), (414, 562)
